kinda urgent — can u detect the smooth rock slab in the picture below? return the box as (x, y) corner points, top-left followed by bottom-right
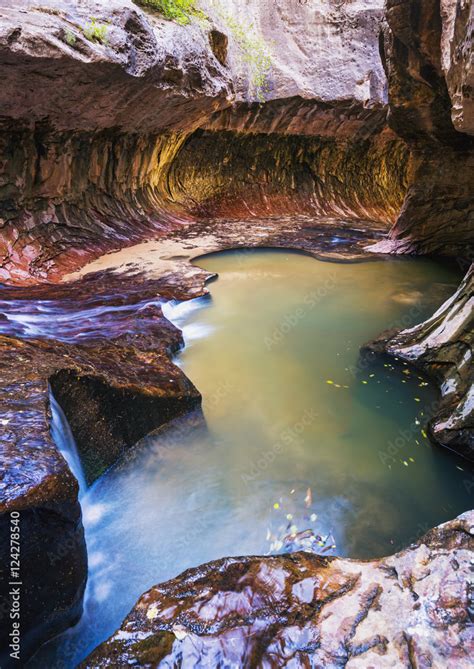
(82, 511), (474, 668)
(0, 272), (202, 665)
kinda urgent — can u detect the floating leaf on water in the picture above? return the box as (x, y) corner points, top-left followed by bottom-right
(369, 374), (375, 378)
(414, 397), (421, 402)
(362, 380), (368, 385)
(326, 380), (334, 385)
(403, 461), (408, 466)
(335, 384), (341, 388)
(273, 502), (280, 510)
(421, 430), (428, 439)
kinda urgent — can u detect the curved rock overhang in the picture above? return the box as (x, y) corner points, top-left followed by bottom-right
(0, 106), (409, 284)
(0, 0), (472, 665)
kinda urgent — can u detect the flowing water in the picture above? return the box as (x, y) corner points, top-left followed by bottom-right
(31, 250), (473, 667)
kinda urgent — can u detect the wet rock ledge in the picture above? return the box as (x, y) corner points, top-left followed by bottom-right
(0, 0), (472, 665)
(363, 263), (474, 461)
(82, 511), (474, 668)
(0, 272), (201, 666)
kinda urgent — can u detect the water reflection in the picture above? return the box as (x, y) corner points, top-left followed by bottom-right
(31, 251), (472, 667)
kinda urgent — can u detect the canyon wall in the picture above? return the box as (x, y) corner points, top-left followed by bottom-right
(0, 0), (472, 285)
(372, 0), (474, 256)
(0, 0), (472, 665)
(0, 0), (410, 285)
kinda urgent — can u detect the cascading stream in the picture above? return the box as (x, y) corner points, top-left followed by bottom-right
(49, 391), (88, 497)
(29, 249), (473, 668)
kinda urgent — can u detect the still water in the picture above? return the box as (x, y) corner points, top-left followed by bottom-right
(32, 251), (472, 667)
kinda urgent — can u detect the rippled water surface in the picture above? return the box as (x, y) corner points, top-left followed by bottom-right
(32, 251), (472, 667)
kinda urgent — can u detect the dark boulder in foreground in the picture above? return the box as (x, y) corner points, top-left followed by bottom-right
(82, 511), (474, 668)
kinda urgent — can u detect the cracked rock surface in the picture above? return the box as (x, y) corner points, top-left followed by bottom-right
(81, 511), (474, 668)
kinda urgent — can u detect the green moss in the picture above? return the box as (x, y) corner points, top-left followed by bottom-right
(134, 0), (201, 25)
(212, 7), (272, 102)
(83, 17), (109, 44)
(64, 29), (77, 46)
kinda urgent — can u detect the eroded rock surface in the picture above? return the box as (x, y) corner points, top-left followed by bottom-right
(442, 0), (474, 135)
(0, 0), (472, 664)
(364, 263), (474, 461)
(82, 511), (474, 668)
(0, 0), (406, 284)
(371, 0), (474, 256)
(0, 270), (202, 664)
(202, 0), (387, 105)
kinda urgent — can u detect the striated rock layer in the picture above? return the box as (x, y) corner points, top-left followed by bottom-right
(0, 0), (472, 664)
(370, 0), (474, 256)
(0, 0), (410, 285)
(82, 511), (474, 668)
(0, 218), (387, 665)
(364, 263), (474, 461)
(0, 270), (202, 665)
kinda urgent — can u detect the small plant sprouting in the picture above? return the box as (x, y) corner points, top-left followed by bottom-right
(133, 0), (201, 26)
(212, 6), (272, 103)
(64, 29), (76, 46)
(83, 17), (109, 45)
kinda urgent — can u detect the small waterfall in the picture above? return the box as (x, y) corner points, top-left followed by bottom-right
(49, 391), (87, 496)
(162, 296), (213, 350)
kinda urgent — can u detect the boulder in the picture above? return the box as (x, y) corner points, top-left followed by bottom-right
(82, 511), (474, 668)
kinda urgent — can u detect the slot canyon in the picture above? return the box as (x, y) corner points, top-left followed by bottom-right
(0, 0), (472, 667)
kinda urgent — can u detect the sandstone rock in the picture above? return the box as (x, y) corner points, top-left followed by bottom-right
(0, 0), (399, 284)
(372, 0), (474, 257)
(0, 271), (201, 664)
(442, 0), (474, 136)
(81, 511), (474, 668)
(0, 0), (232, 132)
(202, 0), (387, 106)
(363, 263), (473, 461)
